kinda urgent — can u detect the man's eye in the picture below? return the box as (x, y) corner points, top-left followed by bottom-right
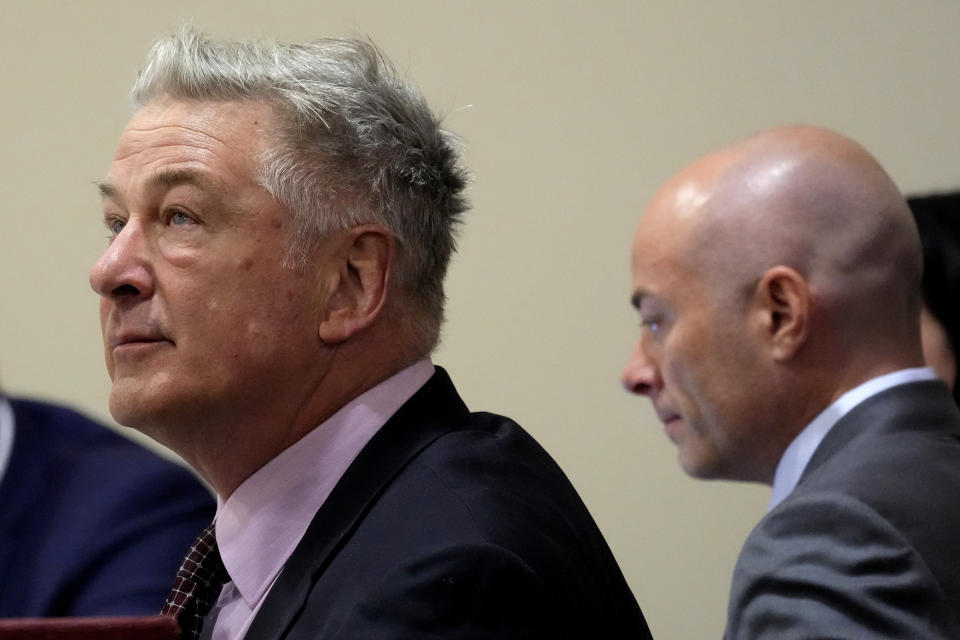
(641, 318), (661, 334)
(107, 218), (126, 235)
(170, 210), (194, 226)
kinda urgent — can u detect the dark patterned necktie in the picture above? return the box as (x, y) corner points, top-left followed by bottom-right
(161, 523), (230, 640)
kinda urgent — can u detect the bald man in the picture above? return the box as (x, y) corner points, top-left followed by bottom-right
(623, 126), (960, 638)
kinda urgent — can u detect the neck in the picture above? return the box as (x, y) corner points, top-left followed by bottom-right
(182, 351), (422, 497)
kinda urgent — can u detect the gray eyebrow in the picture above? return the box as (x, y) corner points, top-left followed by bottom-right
(96, 181), (117, 199)
(96, 168), (221, 203)
(147, 168), (219, 192)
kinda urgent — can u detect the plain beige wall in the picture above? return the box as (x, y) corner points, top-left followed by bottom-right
(2, 1), (959, 637)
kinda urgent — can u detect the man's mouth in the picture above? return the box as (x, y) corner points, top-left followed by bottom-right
(658, 411), (681, 425)
(109, 330), (171, 352)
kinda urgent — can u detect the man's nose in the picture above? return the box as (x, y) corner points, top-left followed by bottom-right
(622, 340), (662, 397)
(89, 222), (154, 303)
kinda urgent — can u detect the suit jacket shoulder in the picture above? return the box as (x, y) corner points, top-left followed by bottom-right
(0, 398), (215, 617)
(246, 369), (651, 640)
(726, 381), (960, 639)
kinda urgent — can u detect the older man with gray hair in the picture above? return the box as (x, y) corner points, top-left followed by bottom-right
(90, 28), (650, 640)
(623, 126), (960, 638)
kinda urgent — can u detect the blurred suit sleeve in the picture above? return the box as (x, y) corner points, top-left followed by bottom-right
(0, 398), (215, 617)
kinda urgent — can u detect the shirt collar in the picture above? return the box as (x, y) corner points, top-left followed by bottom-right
(769, 367), (938, 511)
(214, 359), (434, 608)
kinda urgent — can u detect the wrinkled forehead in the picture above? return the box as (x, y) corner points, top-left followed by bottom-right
(115, 98), (276, 159)
(630, 208), (702, 309)
(108, 98), (278, 189)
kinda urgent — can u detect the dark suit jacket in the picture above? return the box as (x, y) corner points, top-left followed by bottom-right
(726, 381), (960, 639)
(0, 398), (215, 617)
(243, 368), (652, 639)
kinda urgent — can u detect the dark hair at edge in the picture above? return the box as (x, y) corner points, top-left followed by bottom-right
(908, 189), (960, 403)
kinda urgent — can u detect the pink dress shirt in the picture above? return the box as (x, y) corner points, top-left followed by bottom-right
(206, 359), (435, 640)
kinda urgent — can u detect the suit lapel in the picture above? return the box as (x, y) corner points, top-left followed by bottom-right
(244, 367), (469, 640)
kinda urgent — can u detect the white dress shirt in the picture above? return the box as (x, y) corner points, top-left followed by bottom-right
(769, 367), (939, 511)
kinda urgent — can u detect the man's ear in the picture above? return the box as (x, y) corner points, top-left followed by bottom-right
(318, 224), (394, 344)
(753, 265), (810, 362)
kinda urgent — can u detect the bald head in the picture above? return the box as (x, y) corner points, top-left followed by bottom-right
(642, 126), (922, 362)
(625, 126), (925, 482)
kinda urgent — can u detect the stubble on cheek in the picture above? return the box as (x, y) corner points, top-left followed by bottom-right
(108, 368), (176, 427)
(145, 370), (175, 394)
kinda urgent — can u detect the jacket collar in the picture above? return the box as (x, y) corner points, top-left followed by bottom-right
(799, 379), (960, 487)
(243, 367), (469, 640)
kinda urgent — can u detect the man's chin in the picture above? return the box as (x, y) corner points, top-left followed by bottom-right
(679, 453), (749, 483)
(108, 384), (181, 439)
(678, 447), (723, 480)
